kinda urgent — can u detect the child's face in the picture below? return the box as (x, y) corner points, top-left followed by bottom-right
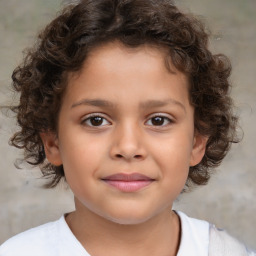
(42, 42), (206, 224)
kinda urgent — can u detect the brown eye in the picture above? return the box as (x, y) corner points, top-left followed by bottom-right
(146, 116), (172, 126)
(82, 115), (110, 127)
(151, 116), (165, 126)
(90, 116), (103, 126)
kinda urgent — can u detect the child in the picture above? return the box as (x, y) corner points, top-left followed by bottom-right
(0, 0), (255, 255)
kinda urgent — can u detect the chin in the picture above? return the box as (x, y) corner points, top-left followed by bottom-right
(108, 216), (152, 225)
(102, 209), (157, 225)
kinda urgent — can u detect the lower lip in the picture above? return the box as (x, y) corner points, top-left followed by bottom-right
(103, 180), (153, 192)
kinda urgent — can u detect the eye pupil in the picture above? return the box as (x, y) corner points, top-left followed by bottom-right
(152, 117), (164, 126)
(91, 117), (103, 126)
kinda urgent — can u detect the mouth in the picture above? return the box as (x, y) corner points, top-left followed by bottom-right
(101, 173), (155, 192)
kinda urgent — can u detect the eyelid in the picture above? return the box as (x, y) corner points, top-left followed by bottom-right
(81, 113), (112, 126)
(145, 113), (174, 126)
(147, 113), (174, 120)
(80, 112), (174, 127)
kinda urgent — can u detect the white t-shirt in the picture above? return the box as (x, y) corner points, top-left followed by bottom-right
(0, 211), (254, 256)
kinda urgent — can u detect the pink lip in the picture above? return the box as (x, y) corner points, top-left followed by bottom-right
(102, 173), (154, 192)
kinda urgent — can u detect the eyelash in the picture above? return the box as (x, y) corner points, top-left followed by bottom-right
(81, 113), (111, 127)
(145, 114), (173, 127)
(81, 113), (173, 127)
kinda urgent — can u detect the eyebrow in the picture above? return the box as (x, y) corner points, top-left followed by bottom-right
(71, 98), (186, 112)
(140, 99), (186, 112)
(71, 99), (116, 109)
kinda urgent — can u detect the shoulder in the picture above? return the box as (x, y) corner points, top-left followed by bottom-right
(176, 211), (210, 256)
(0, 215), (89, 256)
(176, 211), (256, 256)
(0, 217), (62, 256)
(209, 224), (256, 256)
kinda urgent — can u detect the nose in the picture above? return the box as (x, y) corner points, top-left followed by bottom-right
(109, 122), (147, 161)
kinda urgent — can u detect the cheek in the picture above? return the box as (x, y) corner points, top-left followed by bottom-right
(59, 136), (106, 198)
(150, 131), (193, 180)
(58, 133), (107, 177)
(158, 147), (190, 200)
(153, 135), (193, 164)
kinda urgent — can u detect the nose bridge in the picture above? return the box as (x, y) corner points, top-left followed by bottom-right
(110, 119), (145, 160)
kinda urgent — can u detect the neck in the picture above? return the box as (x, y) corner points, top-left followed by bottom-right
(65, 199), (181, 256)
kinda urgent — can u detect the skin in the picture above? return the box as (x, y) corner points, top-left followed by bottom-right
(41, 42), (207, 256)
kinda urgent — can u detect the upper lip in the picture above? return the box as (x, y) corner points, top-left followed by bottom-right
(102, 173), (154, 181)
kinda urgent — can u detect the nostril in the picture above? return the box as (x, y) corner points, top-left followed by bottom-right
(115, 154), (142, 159)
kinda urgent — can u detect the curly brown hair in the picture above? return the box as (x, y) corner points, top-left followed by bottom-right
(10, 0), (238, 188)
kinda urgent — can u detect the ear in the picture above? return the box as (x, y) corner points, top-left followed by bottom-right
(190, 133), (208, 167)
(40, 132), (62, 166)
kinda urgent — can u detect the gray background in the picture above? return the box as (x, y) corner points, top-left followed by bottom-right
(0, 0), (255, 250)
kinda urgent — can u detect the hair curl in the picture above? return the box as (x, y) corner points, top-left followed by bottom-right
(10, 0), (238, 188)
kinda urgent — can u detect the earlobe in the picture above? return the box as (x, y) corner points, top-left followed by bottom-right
(40, 132), (63, 166)
(190, 133), (208, 167)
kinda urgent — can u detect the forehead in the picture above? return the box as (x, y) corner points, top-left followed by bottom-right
(68, 41), (188, 86)
(85, 42), (174, 72)
(64, 41), (190, 108)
